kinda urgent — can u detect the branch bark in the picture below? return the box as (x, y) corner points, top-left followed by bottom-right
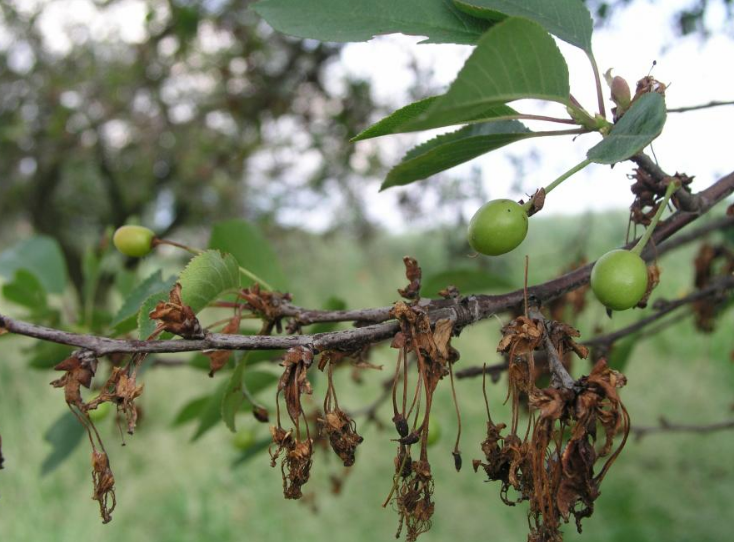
(1, 170), (733, 358)
(632, 418), (734, 440)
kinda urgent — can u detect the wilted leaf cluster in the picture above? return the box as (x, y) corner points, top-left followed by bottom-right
(475, 312), (629, 542)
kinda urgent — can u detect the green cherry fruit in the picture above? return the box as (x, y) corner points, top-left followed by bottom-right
(426, 417), (441, 447)
(231, 428), (257, 451)
(590, 249), (648, 311)
(467, 199), (528, 256)
(113, 225), (155, 258)
(88, 401), (112, 423)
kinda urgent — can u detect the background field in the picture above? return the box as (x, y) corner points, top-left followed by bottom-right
(1, 212), (732, 542)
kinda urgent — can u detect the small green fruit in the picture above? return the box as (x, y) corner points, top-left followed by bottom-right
(590, 249), (648, 311)
(426, 417), (441, 447)
(113, 225), (155, 258)
(232, 428), (257, 451)
(467, 199), (528, 256)
(88, 401), (112, 423)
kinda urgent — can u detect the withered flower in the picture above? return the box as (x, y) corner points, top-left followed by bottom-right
(148, 283), (205, 339)
(397, 256), (422, 300)
(270, 346), (315, 500)
(91, 451), (116, 524)
(205, 312), (242, 376)
(319, 350), (364, 467)
(50, 350), (98, 408)
(239, 283), (292, 334)
(395, 460), (435, 542)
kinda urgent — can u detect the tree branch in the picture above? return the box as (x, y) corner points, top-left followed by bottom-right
(631, 418), (734, 440)
(584, 274), (734, 349)
(667, 100), (734, 113)
(1, 171), (732, 358)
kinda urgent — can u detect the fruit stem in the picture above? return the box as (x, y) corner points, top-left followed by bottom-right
(631, 181), (679, 255)
(588, 52), (606, 119)
(522, 159), (592, 212)
(155, 239), (275, 290)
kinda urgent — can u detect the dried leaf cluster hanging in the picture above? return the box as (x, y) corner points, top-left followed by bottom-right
(692, 243), (734, 331)
(270, 346), (315, 499)
(474, 311), (629, 542)
(318, 351), (364, 467)
(384, 300), (461, 542)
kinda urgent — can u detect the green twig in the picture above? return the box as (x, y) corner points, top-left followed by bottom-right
(523, 159), (592, 212)
(631, 181), (679, 255)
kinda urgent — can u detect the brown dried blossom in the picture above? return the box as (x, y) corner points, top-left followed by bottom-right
(91, 451), (116, 524)
(0, 432), (4, 470)
(269, 425), (314, 500)
(148, 283), (205, 339)
(385, 302), (460, 541)
(635, 263), (661, 309)
(480, 308), (630, 542)
(692, 243), (734, 331)
(398, 256), (422, 300)
(86, 366), (144, 435)
(205, 312), (242, 376)
(394, 460), (435, 542)
(50, 350), (98, 408)
(319, 409), (364, 467)
(239, 283), (292, 335)
(319, 351), (364, 467)
(270, 346), (315, 499)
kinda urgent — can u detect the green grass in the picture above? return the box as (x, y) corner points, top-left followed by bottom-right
(0, 213), (732, 542)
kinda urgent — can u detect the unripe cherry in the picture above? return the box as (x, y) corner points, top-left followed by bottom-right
(590, 249), (648, 311)
(467, 199), (528, 256)
(113, 225), (155, 258)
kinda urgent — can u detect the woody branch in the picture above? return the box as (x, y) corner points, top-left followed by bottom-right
(1, 168), (732, 358)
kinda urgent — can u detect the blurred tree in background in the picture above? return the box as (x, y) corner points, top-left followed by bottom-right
(1, 0), (732, 294)
(0, 0), (385, 291)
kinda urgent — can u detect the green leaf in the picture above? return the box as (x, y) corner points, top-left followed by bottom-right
(111, 271), (177, 331)
(253, 0), (492, 45)
(352, 98), (518, 141)
(606, 334), (638, 371)
(0, 236), (68, 294)
(232, 438), (272, 467)
(172, 396), (210, 426)
(178, 250), (241, 314)
(422, 268), (513, 296)
(27, 341), (74, 370)
(41, 410), (85, 475)
(587, 92), (667, 164)
(453, 0), (593, 52)
(2, 269), (47, 310)
(382, 120), (532, 189)
(352, 97), (439, 142)
(209, 220), (288, 291)
(191, 381), (228, 441)
(403, 17), (570, 132)
(222, 362), (278, 432)
(81, 248), (102, 327)
(137, 289), (170, 340)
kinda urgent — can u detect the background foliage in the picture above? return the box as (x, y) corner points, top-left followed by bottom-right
(0, 0), (732, 541)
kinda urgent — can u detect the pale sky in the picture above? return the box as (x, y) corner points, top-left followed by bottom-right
(11, 0), (734, 233)
(334, 0), (734, 232)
